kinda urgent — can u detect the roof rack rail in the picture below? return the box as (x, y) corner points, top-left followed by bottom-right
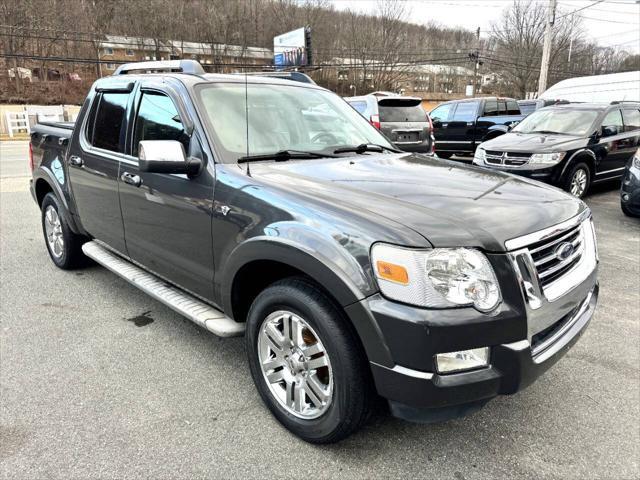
(113, 60), (205, 76)
(610, 100), (640, 105)
(230, 71), (316, 85)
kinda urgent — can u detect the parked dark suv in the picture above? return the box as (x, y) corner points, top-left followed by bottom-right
(429, 96), (524, 158)
(345, 94), (435, 154)
(473, 102), (640, 198)
(30, 60), (598, 443)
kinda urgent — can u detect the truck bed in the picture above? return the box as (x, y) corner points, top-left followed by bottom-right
(33, 121), (75, 139)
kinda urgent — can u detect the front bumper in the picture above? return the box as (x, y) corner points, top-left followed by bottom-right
(370, 284), (597, 418)
(358, 214), (598, 421)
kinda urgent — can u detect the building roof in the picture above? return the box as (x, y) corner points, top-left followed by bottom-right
(98, 35), (272, 60)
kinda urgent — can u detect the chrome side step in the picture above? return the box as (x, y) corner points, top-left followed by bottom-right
(82, 241), (244, 337)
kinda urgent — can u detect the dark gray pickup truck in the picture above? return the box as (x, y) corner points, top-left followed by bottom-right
(30, 60), (599, 443)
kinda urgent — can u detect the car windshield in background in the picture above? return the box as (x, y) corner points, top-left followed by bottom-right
(196, 83), (394, 163)
(378, 102), (426, 122)
(512, 108), (599, 135)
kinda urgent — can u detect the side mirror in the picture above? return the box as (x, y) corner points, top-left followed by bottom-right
(138, 140), (202, 176)
(432, 119), (442, 128)
(601, 126), (618, 137)
(508, 121), (520, 131)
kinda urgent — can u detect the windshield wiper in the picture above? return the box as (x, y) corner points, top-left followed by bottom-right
(237, 150), (336, 164)
(333, 143), (403, 154)
(524, 130), (567, 135)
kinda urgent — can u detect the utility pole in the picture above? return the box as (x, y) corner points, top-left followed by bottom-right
(538, 0), (557, 96)
(471, 27), (481, 97)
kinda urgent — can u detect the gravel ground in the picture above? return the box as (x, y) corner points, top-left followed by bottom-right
(1, 161), (638, 479)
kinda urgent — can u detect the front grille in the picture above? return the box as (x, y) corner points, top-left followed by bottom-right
(484, 151), (532, 167)
(527, 223), (584, 288)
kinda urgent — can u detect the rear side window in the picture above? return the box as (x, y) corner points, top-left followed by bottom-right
(133, 91), (189, 157)
(483, 100), (498, 116)
(452, 102), (479, 122)
(497, 100), (507, 115)
(506, 100), (520, 115)
(348, 101), (368, 116)
(622, 109), (640, 131)
(379, 104), (426, 122)
(91, 92), (129, 152)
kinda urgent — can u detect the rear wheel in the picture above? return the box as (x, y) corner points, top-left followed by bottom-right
(437, 152), (453, 159)
(562, 162), (591, 199)
(41, 193), (87, 269)
(245, 277), (372, 443)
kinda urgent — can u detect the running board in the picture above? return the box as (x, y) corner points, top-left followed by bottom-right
(82, 241), (244, 337)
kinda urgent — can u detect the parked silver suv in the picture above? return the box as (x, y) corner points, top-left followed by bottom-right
(345, 94), (435, 154)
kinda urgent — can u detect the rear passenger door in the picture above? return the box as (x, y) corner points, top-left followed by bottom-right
(595, 109), (629, 179)
(68, 84), (134, 254)
(117, 82), (216, 300)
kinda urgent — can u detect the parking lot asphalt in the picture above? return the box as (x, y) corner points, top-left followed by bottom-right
(1, 141), (639, 479)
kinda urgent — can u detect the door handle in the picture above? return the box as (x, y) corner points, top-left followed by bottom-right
(69, 155), (83, 167)
(121, 172), (142, 187)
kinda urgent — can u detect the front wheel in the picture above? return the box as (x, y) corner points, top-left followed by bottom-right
(562, 162), (591, 199)
(436, 151), (453, 159)
(245, 277), (373, 443)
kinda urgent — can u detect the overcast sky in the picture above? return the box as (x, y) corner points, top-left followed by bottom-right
(330, 0), (640, 54)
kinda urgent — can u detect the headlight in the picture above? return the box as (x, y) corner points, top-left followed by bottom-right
(371, 244), (501, 312)
(473, 148), (485, 165)
(529, 152), (565, 165)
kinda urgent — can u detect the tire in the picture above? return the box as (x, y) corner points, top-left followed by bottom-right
(437, 152), (453, 159)
(245, 277), (373, 443)
(621, 201), (638, 217)
(41, 192), (87, 269)
(562, 162), (591, 199)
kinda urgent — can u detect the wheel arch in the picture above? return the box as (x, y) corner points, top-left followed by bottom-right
(32, 168), (83, 234)
(560, 149), (597, 180)
(222, 238), (394, 367)
(483, 125), (509, 141)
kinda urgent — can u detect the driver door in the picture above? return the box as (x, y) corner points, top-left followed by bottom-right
(118, 83), (216, 300)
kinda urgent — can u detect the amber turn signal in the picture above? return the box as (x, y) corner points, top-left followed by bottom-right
(376, 260), (409, 285)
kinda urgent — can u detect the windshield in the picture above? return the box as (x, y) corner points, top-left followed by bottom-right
(512, 108), (599, 135)
(196, 83), (394, 162)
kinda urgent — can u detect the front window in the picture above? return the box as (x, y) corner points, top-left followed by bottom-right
(512, 108), (599, 136)
(196, 83), (394, 163)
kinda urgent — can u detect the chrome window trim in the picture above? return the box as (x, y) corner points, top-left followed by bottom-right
(504, 209), (591, 251)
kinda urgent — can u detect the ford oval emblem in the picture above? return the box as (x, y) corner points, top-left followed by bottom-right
(555, 242), (574, 261)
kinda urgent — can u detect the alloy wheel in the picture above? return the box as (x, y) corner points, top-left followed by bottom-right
(257, 310), (333, 419)
(570, 168), (588, 197)
(44, 205), (64, 258)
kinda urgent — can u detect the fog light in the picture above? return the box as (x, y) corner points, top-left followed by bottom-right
(435, 347), (490, 374)
(622, 193), (630, 201)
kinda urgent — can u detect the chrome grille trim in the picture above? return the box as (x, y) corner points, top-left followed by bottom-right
(528, 226), (581, 254)
(505, 210), (590, 251)
(537, 242), (584, 279)
(484, 151), (532, 168)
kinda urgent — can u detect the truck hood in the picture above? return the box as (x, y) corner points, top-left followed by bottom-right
(252, 153), (586, 252)
(481, 131), (587, 153)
